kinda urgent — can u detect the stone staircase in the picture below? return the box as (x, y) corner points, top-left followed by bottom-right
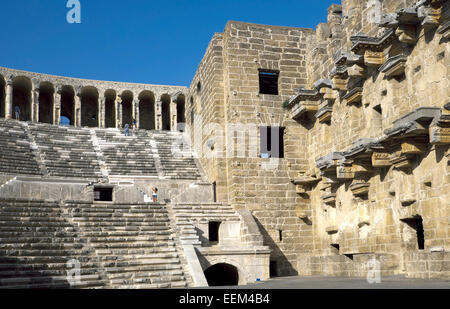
(28, 123), (102, 179)
(64, 201), (188, 288)
(170, 203), (241, 246)
(0, 198), (107, 289)
(0, 120), (42, 176)
(95, 129), (158, 177)
(152, 132), (202, 180)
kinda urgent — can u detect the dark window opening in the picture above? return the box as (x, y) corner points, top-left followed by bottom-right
(279, 230), (283, 242)
(260, 126), (285, 158)
(401, 216), (425, 250)
(209, 221), (221, 243)
(259, 70), (279, 95)
(344, 254), (354, 260)
(204, 263), (239, 286)
(94, 187), (113, 202)
(270, 261), (278, 278)
(213, 181), (217, 203)
(197, 82), (202, 93)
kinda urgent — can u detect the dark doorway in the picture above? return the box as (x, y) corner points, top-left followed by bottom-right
(269, 261), (278, 278)
(260, 126), (285, 158)
(212, 181), (217, 203)
(204, 263), (239, 286)
(104, 90), (116, 128)
(161, 95), (171, 131)
(176, 96), (186, 132)
(402, 216), (425, 250)
(139, 91), (155, 130)
(61, 86), (75, 126)
(209, 221), (221, 243)
(38, 83), (54, 124)
(94, 187), (113, 202)
(121, 92), (133, 128)
(12, 77), (32, 121)
(81, 87), (99, 127)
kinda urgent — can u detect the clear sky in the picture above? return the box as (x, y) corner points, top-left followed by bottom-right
(1, 0), (337, 87)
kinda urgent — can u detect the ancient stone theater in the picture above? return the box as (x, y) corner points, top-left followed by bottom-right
(0, 0), (448, 288)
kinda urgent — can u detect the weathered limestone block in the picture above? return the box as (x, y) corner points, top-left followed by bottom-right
(396, 25), (417, 44)
(401, 140), (427, 155)
(292, 101), (319, 120)
(322, 193), (337, 206)
(371, 151), (392, 167)
(430, 115), (450, 145)
(343, 87), (363, 105)
(380, 55), (408, 77)
(418, 4), (442, 29)
(336, 163), (354, 180)
(347, 64), (365, 78)
(293, 175), (320, 194)
(364, 50), (386, 67)
(350, 181), (370, 197)
(390, 151), (415, 170)
(332, 76), (348, 91)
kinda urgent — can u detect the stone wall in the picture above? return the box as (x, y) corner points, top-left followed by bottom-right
(189, 0), (450, 279)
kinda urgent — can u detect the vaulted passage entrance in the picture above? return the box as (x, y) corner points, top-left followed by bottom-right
(161, 94), (171, 131)
(61, 86), (75, 126)
(204, 263), (239, 286)
(104, 90), (116, 128)
(176, 95), (186, 131)
(38, 82), (54, 124)
(121, 91), (133, 128)
(13, 77), (32, 121)
(139, 91), (155, 130)
(81, 87), (99, 127)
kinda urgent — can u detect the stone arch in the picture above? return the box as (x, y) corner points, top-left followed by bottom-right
(204, 263), (239, 287)
(121, 90), (133, 128)
(38, 81), (55, 124)
(0, 75), (5, 118)
(12, 76), (32, 121)
(138, 90), (155, 130)
(60, 85), (75, 126)
(80, 86), (99, 127)
(200, 257), (249, 286)
(176, 93), (186, 131)
(161, 94), (171, 131)
(104, 89), (116, 128)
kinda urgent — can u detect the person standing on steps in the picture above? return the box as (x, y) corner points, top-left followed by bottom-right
(14, 106), (20, 120)
(124, 123), (129, 136)
(132, 118), (137, 136)
(152, 187), (158, 203)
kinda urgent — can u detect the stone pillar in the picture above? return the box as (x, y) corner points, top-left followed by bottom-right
(31, 85), (39, 123)
(54, 88), (61, 125)
(74, 92), (81, 127)
(117, 96), (123, 128)
(99, 96), (105, 128)
(171, 97), (177, 132)
(156, 101), (162, 130)
(114, 96), (119, 128)
(5, 80), (13, 119)
(134, 99), (140, 129)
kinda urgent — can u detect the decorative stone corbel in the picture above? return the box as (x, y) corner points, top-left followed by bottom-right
(364, 50), (386, 67)
(343, 87), (363, 105)
(380, 54), (408, 77)
(396, 25), (417, 44)
(371, 151), (392, 167)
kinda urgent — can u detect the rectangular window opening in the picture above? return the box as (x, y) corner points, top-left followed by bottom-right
(208, 221), (221, 243)
(260, 126), (285, 158)
(259, 69), (279, 95)
(269, 261), (278, 278)
(94, 187), (113, 202)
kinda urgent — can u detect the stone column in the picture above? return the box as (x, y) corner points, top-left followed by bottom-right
(74, 92), (81, 127)
(54, 88), (61, 125)
(31, 85), (39, 123)
(156, 100), (162, 130)
(117, 96), (123, 128)
(99, 96), (105, 128)
(171, 97), (177, 132)
(5, 80), (13, 119)
(114, 96), (119, 128)
(134, 98), (140, 129)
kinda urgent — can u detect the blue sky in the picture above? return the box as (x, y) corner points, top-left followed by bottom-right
(1, 0), (336, 87)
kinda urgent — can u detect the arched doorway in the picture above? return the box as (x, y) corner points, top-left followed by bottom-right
(12, 76), (32, 121)
(38, 82), (54, 124)
(121, 91), (133, 128)
(0, 75), (5, 118)
(81, 86), (99, 127)
(176, 94), (186, 132)
(204, 263), (239, 287)
(104, 89), (116, 128)
(61, 86), (75, 126)
(161, 94), (171, 131)
(138, 91), (155, 130)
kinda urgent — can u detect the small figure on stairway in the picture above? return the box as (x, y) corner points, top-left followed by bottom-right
(152, 187), (158, 203)
(132, 118), (137, 135)
(124, 123), (129, 136)
(14, 106), (20, 120)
